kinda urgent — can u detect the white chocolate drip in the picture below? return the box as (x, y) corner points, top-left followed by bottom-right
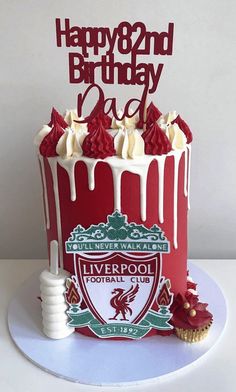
(84, 160), (97, 191)
(156, 155), (166, 224)
(186, 144), (191, 209)
(48, 159), (64, 268)
(110, 162), (149, 221)
(173, 151), (182, 249)
(184, 147), (188, 197)
(42, 146), (191, 255)
(111, 166), (122, 212)
(40, 269), (75, 339)
(58, 157), (77, 201)
(38, 156), (50, 229)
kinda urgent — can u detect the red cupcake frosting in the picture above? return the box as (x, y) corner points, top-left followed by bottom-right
(187, 280), (197, 291)
(170, 292), (213, 330)
(142, 123), (172, 155)
(39, 123), (64, 157)
(48, 107), (68, 129)
(88, 110), (112, 132)
(172, 115), (193, 143)
(82, 123), (115, 159)
(137, 102), (162, 129)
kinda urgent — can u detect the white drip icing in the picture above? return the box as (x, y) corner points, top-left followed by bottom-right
(111, 161), (150, 221)
(58, 158), (77, 201)
(184, 147), (188, 197)
(84, 160), (98, 191)
(48, 159), (64, 268)
(173, 151), (182, 249)
(111, 166), (122, 212)
(40, 269), (75, 339)
(45, 146), (191, 254)
(39, 156), (50, 229)
(156, 156), (166, 224)
(186, 144), (191, 209)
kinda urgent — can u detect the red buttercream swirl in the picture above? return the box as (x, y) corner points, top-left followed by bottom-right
(88, 110), (112, 132)
(170, 292), (213, 330)
(172, 115), (193, 143)
(39, 123), (64, 157)
(48, 107), (68, 129)
(142, 123), (172, 155)
(137, 102), (162, 129)
(82, 124), (115, 159)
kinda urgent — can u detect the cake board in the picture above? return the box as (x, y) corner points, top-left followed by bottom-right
(8, 262), (227, 386)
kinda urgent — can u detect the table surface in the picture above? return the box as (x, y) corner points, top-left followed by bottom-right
(1, 259), (235, 392)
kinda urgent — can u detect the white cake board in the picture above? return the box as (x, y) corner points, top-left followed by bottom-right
(8, 262), (227, 386)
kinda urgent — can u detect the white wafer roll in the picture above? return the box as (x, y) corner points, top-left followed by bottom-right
(40, 268), (75, 339)
(43, 327), (74, 340)
(42, 311), (68, 322)
(40, 284), (66, 296)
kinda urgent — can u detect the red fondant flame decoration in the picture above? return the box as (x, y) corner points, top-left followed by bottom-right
(65, 279), (81, 304)
(157, 280), (173, 307)
(55, 19), (175, 123)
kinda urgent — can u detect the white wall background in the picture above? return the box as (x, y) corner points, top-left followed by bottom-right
(0, 0), (235, 259)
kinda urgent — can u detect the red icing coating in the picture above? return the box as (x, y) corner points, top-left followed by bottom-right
(82, 124), (115, 159)
(39, 123), (64, 157)
(88, 110), (112, 132)
(172, 115), (193, 143)
(48, 107), (68, 129)
(142, 123), (172, 155)
(170, 292), (213, 330)
(42, 153), (188, 338)
(137, 102), (162, 129)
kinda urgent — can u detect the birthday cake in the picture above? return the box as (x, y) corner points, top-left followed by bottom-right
(35, 103), (213, 342)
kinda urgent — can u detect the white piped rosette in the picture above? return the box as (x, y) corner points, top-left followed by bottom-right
(40, 269), (75, 339)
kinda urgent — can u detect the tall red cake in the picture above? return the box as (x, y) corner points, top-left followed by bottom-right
(36, 104), (213, 342)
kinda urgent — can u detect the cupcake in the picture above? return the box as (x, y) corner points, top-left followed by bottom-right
(170, 292), (213, 343)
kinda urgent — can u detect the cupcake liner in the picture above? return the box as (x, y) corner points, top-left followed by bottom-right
(175, 322), (212, 343)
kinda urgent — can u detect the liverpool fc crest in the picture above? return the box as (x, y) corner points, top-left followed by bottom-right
(64, 211), (173, 339)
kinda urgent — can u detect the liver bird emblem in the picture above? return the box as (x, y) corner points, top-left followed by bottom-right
(109, 284), (139, 321)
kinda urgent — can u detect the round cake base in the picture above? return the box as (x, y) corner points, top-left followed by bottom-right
(8, 262), (227, 386)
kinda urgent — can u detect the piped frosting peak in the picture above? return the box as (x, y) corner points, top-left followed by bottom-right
(172, 115), (193, 143)
(137, 102), (162, 129)
(48, 107), (68, 129)
(64, 109), (88, 133)
(142, 123), (172, 155)
(114, 127), (145, 159)
(56, 126), (88, 158)
(39, 123), (65, 157)
(88, 110), (112, 132)
(111, 109), (138, 130)
(36, 105), (193, 160)
(82, 123), (115, 159)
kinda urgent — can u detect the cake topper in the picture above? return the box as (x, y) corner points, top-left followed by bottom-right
(55, 19), (174, 122)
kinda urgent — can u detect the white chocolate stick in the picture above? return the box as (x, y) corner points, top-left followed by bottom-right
(50, 240), (59, 275)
